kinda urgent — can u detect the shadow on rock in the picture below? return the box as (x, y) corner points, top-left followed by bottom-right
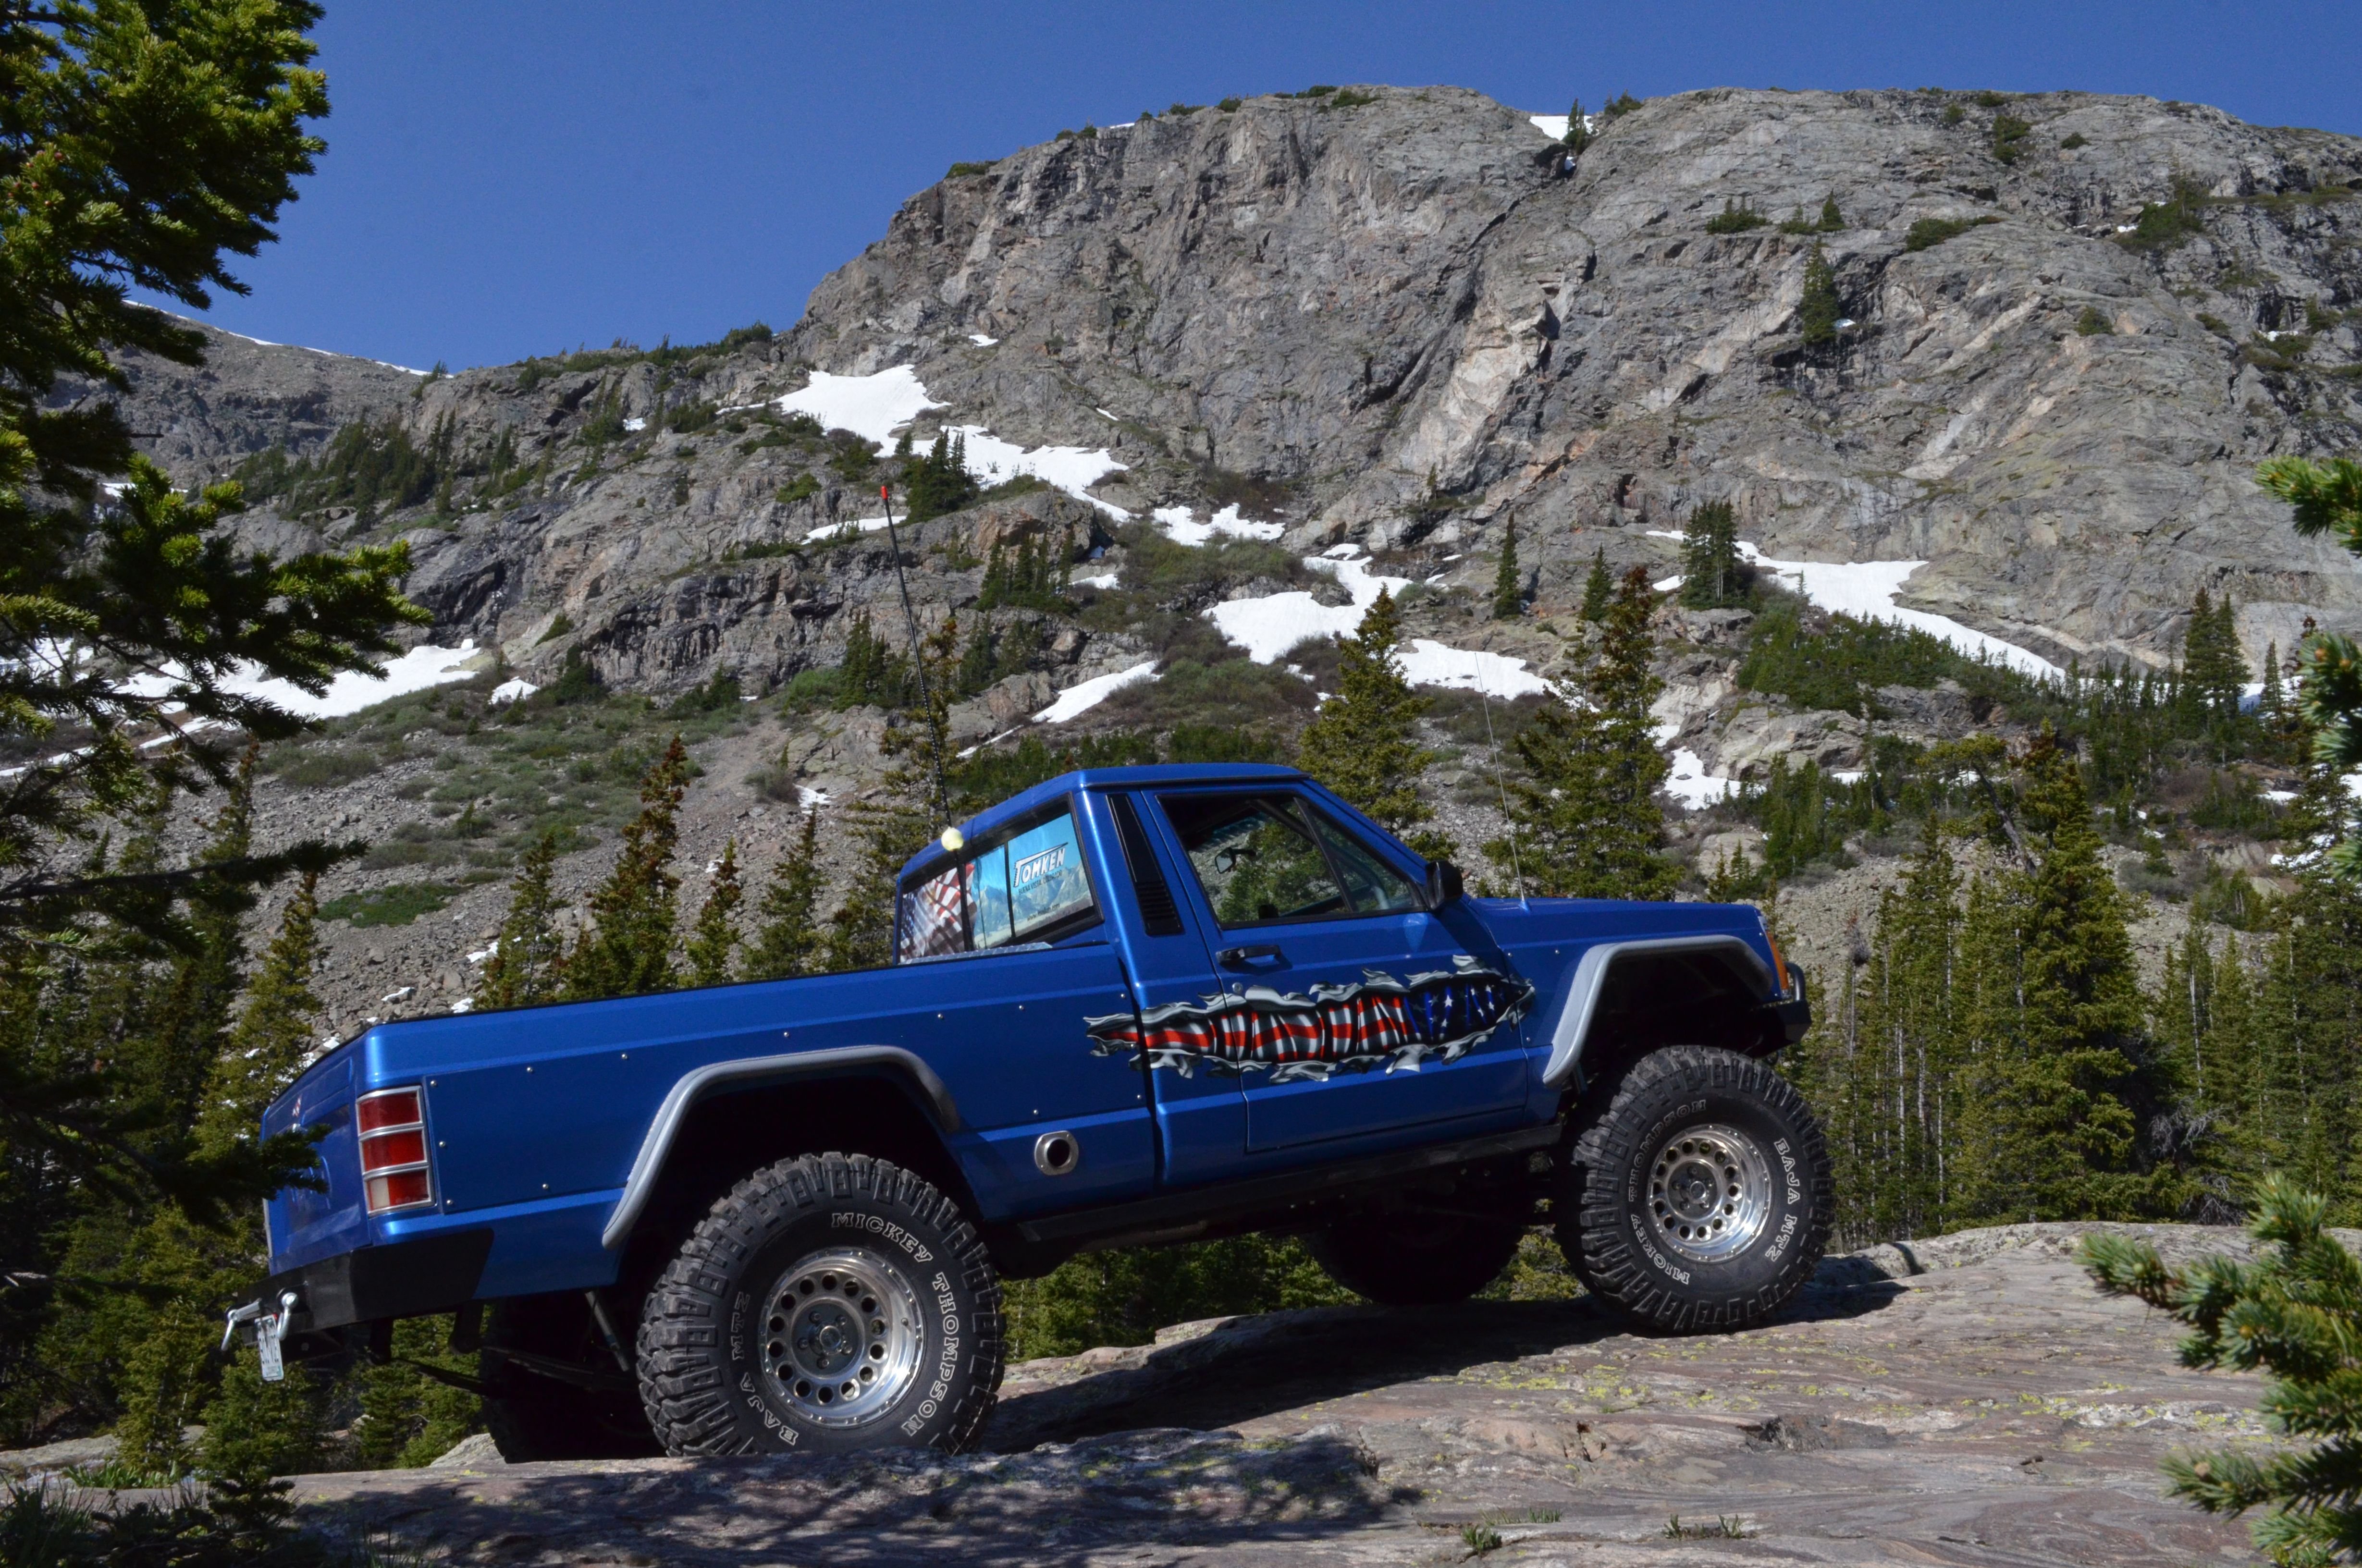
(988, 1274), (1908, 1452)
(302, 1427), (1404, 1567)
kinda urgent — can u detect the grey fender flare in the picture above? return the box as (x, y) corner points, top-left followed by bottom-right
(600, 1047), (961, 1250)
(1538, 935), (1780, 1091)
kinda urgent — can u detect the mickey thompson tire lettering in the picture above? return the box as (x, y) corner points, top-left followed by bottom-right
(1559, 1045), (1832, 1335)
(635, 1152), (1003, 1457)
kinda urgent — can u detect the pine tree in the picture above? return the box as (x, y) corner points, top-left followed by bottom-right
(1580, 548), (1613, 623)
(1678, 501), (1745, 609)
(1297, 587), (1451, 858)
(825, 614), (959, 971)
(2084, 1179), (2362, 1567)
(747, 805), (825, 981)
(143, 761), (260, 1132)
(1487, 566), (1675, 898)
(0, 0), (417, 1244)
(2260, 456), (2362, 872)
(685, 839), (744, 988)
(1954, 733), (2170, 1223)
(476, 832), (565, 1009)
(1798, 240), (1842, 347)
(904, 430), (980, 523)
(1561, 98), (1590, 153)
(1492, 513), (1523, 619)
(196, 873), (323, 1152)
(564, 738), (691, 1000)
(1818, 195), (1845, 231)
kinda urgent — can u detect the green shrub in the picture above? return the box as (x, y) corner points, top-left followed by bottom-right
(1094, 654), (1316, 733)
(1991, 113), (2032, 164)
(268, 743), (387, 787)
(1705, 198), (1768, 234)
(1600, 92), (1642, 119)
(776, 665), (844, 710)
(946, 160), (995, 178)
(1168, 101), (1204, 116)
(2116, 179), (2210, 250)
(1904, 214), (2000, 252)
(663, 400), (715, 434)
(1295, 84), (1337, 98)
(1217, 96), (1242, 111)
(320, 882), (458, 927)
(1738, 597), (1965, 714)
(2060, 131), (2090, 149)
(1942, 102), (1965, 125)
(1780, 198), (1845, 235)
(2076, 305), (2114, 336)
(1324, 88), (1377, 110)
(978, 472), (1049, 502)
(776, 473), (820, 504)
(1109, 523), (1301, 606)
(2196, 312), (2232, 336)
(1969, 90), (2011, 108)
(665, 672), (742, 716)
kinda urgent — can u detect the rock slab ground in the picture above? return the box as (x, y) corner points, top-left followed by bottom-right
(276, 1224), (2282, 1566)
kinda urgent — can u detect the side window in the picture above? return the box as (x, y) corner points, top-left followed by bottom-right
(1308, 808), (1423, 914)
(1159, 792), (1428, 929)
(897, 806), (1099, 960)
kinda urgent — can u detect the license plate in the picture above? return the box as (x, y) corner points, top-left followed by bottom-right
(257, 1306), (285, 1383)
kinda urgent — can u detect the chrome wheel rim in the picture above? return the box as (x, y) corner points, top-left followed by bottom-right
(1647, 1122), (1774, 1263)
(760, 1247), (925, 1429)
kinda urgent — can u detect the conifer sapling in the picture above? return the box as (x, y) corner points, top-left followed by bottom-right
(1297, 587), (1452, 860)
(748, 804), (825, 981)
(1493, 513), (1523, 620)
(685, 838), (744, 988)
(2084, 1178), (2362, 1567)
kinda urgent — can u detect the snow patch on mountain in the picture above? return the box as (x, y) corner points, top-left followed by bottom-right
(775, 366), (942, 446)
(1154, 505), (1285, 545)
(1647, 532), (2061, 679)
(1035, 661), (1160, 722)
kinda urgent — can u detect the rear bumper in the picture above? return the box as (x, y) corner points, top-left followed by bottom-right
(257, 1227), (493, 1335)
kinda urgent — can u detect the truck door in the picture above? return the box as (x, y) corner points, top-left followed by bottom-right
(1145, 787), (1534, 1158)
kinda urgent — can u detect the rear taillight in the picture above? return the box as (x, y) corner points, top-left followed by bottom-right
(357, 1087), (432, 1213)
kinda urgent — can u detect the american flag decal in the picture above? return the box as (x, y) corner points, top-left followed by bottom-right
(1085, 954), (1534, 1083)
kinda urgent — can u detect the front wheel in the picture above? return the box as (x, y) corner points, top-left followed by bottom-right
(1560, 1045), (1831, 1334)
(636, 1152), (1004, 1456)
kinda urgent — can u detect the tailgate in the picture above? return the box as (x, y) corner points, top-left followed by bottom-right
(263, 1050), (369, 1274)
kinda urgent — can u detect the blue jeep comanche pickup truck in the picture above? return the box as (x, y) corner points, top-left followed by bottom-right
(233, 763), (1824, 1459)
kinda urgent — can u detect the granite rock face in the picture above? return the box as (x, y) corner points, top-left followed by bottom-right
(251, 1223), (2279, 1567)
(93, 85), (2362, 692)
(779, 86), (2362, 673)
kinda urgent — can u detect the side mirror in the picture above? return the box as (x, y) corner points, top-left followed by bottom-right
(1425, 859), (1464, 909)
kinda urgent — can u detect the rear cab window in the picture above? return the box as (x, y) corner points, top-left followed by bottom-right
(896, 802), (1102, 961)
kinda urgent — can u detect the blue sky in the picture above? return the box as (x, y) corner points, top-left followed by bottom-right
(154, 1), (2362, 372)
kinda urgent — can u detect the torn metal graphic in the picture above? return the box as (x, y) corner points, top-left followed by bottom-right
(1085, 954), (1534, 1082)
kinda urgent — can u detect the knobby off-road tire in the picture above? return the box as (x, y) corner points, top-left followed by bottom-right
(480, 1295), (662, 1461)
(637, 1152), (1004, 1457)
(1560, 1045), (1832, 1333)
(1307, 1211), (1525, 1305)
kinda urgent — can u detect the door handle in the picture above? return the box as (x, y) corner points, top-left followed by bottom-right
(1218, 944), (1283, 969)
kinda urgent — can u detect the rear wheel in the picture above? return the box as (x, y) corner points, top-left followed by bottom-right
(636, 1152), (1003, 1456)
(1306, 1210), (1525, 1306)
(1560, 1044), (1831, 1333)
